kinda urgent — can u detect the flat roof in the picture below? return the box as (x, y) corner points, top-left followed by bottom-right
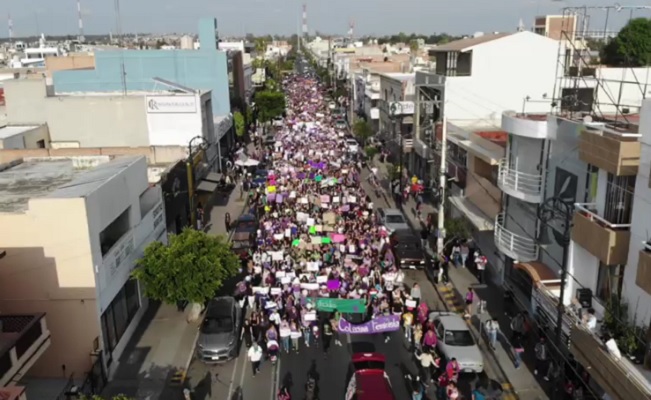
(429, 33), (511, 53)
(0, 125), (39, 140)
(0, 155), (141, 213)
(381, 73), (414, 82)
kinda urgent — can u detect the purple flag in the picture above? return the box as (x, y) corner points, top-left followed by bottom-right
(338, 314), (401, 335)
(327, 280), (341, 290)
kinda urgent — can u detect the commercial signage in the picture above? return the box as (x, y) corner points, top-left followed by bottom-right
(338, 314), (401, 334)
(146, 95), (197, 114)
(389, 101), (415, 115)
(308, 297), (366, 313)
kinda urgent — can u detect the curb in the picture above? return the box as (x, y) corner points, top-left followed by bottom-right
(430, 274), (521, 400)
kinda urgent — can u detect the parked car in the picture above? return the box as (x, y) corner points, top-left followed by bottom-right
(197, 296), (242, 363)
(346, 138), (360, 153)
(428, 312), (484, 374)
(231, 231), (255, 260)
(345, 353), (396, 400)
(376, 208), (410, 232)
(233, 213), (257, 234)
(389, 230), (427, 269)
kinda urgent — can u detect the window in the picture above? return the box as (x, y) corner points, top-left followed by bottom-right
(444, 329), (475, 346)
(385, 215), (405, 224)
(604, 173), (634, 225)
(596, 263), (624, 302)
(100, 279), (141, 357)
(36, 139), (45, 148)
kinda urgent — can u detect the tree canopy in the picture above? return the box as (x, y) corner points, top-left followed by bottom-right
(602, 18), (651, 67)
(131, 229), (240, 304)
(353, 120), (373, 144)
(234, 111), (245, 137)
(254, 90), (286, 122)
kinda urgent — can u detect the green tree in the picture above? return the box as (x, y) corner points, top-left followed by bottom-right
(234, 111), (245, 137)
(353, 120), (373, 145)
(602, 18), (651, 66)
(444, 217), (472, 240)
(254, 90), (286, 123)
(131, 229), (240, 305)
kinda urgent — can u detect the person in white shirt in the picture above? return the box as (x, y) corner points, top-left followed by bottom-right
(582, 308), (597, 333)
(248, 342), (263, 376)
(603, 333), (622, 360)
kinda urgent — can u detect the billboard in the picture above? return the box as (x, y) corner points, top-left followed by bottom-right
(145, 95), (197, 114)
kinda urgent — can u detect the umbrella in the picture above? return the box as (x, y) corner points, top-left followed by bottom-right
(235, 158), (260, 167)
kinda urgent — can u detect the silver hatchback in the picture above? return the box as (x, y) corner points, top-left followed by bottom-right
(197, 296), (241, 363)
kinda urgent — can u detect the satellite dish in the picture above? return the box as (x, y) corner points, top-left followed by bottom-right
(583, 115), (593, 124)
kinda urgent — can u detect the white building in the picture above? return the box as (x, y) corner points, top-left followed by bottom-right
(0, 155), (166, 382)
(3, 78), (229, 172)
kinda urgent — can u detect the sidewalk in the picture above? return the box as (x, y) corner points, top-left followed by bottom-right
(101, 185), (250, 400)
(369, 158), (548, 400)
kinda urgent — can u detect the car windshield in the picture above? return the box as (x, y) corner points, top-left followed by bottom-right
(354, 361), (385, 371)
(386, 215), (405, 223)
(201, 317), (233, 334)
(232, 241), (251, 249)
(397, 241), (420, 250)
(236, 220), (256, 228)
(444, 329), (475, 346)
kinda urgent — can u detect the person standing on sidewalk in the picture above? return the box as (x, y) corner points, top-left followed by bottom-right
(451, 243), (461, 267)
(485, 318), (500, 350)
(248, 342), (263, 376)
(534, 336), (549, 376)
(474, 251), (488, 284)
(464, 288), (475, 318)
(460, 242), (470, 268)
(509, 311), (529, 342)
(420, 226), (430, 250)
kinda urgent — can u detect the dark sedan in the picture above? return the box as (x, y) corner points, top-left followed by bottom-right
(390, 230), (428, 270)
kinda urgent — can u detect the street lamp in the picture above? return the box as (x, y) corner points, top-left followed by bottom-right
(389, 102), (404, 201)
(187, 135), (208, 229)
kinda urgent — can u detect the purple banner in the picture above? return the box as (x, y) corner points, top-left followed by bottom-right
(338, 314), (401, 335)
(327, 280), (341, 290)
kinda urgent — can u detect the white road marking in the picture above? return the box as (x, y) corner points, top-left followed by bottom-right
(225, 352), (242, 400)
(270, 358), (281, 400)
(237, 349), (247, 392)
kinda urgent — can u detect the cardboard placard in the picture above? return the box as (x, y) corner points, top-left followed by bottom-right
(281, 276), (291, 284)
(275, 271), (286, 278)
(316, 275), (328, 283)
(252, 286), (269, 294)
(270, 287), (282, 295)
(406, 300), (417, 308)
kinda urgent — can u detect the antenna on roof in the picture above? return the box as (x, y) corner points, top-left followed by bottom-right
(77, 0), (85, 42)
(7, 13), (13, 43)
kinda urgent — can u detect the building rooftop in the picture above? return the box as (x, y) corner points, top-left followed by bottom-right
(380, 72), (415, 82)
(429, 33), (511, 53)
(0, 155), (141, 213)
(0, 125), (39, 140)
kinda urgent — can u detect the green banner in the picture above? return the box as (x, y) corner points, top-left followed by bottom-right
(309, 297), (366, 313)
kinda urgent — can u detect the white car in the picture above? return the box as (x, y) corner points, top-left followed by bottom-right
(429, 312), (484, 374)
(272, 117), (284, 127)
(346, 138), (359, 153)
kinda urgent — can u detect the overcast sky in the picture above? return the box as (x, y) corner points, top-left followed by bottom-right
(2, 0), (647, 38)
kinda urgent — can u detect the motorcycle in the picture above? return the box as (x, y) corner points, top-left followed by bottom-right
(267, 339), (280, 365)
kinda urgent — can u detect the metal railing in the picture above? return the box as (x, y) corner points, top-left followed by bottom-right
(574, 203), (632, 230)
(497, 158), (544, 199)
(494, 213), (539, 262)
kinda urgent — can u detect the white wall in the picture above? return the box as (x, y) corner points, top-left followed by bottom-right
(445, 32), (558, 127)
(623, 99), (651, 325)
(84, 157), (151, 311)
(567, 239), (600, 305)
(145, 93), (206, 146)
(509, 135), (545, 176)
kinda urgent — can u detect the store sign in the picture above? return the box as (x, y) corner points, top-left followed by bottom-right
(389, 101), (414, 115)
(146, 95), (197, 114)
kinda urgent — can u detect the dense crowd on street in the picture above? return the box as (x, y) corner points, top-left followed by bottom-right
(226, 73), (484, 400)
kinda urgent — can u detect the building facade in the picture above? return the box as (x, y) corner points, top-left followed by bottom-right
(0, 156), (166, 383)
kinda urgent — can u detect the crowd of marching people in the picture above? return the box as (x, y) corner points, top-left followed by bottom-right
(231, 73), (477, 400)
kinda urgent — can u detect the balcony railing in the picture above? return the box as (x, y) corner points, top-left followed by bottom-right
(570, 324), (651, 400)
(0, 313), (51, 387)
(497, 159), (544, 204)
(571, 203), (631, 265)
(578, 128), (641, 176)
(494, 213), (539, 262)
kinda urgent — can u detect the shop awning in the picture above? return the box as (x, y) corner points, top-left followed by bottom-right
(448, 196), (494, 231)
(204, 172), (222, 183)
(196, 180), (218, 193)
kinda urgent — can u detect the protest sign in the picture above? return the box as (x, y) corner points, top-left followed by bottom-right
(338, 315), (400, 334)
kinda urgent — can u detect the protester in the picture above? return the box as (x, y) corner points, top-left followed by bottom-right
(248, 342), (263, 376)
(534, 336), (549, 376)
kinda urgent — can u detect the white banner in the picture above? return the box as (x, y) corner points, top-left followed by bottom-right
(146, 95), (197, 114)
(389, 101), (414, 115)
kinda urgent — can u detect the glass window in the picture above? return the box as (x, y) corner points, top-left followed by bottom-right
(444, 330), (475, 346)
(385, 215), (405, 223)
(102, 307), (117, 353)
(112, 289), (129, 340)
(596, 263), (624, 302)
(125, 279), (140, 321)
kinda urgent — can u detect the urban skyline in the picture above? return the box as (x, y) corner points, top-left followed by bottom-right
(0, 0), (643, 39)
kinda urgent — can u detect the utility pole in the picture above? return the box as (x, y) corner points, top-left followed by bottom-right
(436, 115), (447, 254)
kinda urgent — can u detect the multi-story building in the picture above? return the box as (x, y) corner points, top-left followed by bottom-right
(0, 155), (166, 389)
(533, 14), (577, 41)
(378, 73), (415, 158)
